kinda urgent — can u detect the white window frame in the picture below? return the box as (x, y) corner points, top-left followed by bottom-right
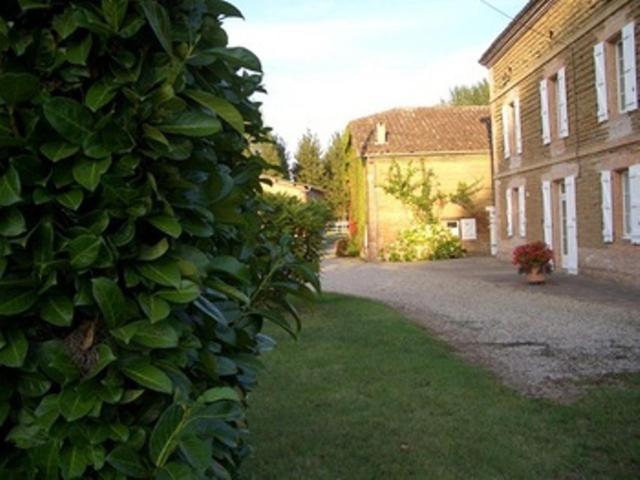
(616, 38), (627, 113)
(621, 169), (631, 239)
(444, 220), (460, 238)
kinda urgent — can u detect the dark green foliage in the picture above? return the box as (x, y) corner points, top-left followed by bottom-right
(262, 194), (333, 270)
(0, 1), (317, 478)
(250, 133), (289, 179)
(322, 132), (349, 220)
(292, 129), (324, 187)
(445, 79), (490, 106)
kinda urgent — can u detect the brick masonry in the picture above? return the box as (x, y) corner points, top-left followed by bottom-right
(482, 0), (640, 286)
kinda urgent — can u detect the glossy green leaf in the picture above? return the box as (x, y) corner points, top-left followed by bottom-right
(198, 386), (240, 404)
(0, 73), (40, 104)
(52, 9), (78, 39)
(56, 189), (84, 210)
(102, 0), (128, 31)
(72, 157), (111, 191)
(138, 238), (169, 261)
(149, 403), (186, 467)
(85, 80), (118, 112)
(58, 384), (97, 421)
(121, 360), (173, 394)
(40, 295), (74, 326)
(141, 0), (172, 55)
(40, 141), (79, 162)
(208, 256), (250, 283)
(0, 207), (26, 237)
(137, 293), (170, 322)
(106, 446), (149, 478)
(146, 215), (182, 239)
(43, 97), (94, 144)
(156, 280), (201, 304)
(157, 111), (222, 138)
(131, 319), (178, 348)
(67, 234), (102, 269)
(137, 259), (181, 288)
(0, 288), (36, 316)
(92, 277), (127, 327)
(60, 444), (90, 480)
(66, 35), (93, 65)
(0, 165), (22, 206)
(185, 89), (244, 134)
(0, 329), (28, 367)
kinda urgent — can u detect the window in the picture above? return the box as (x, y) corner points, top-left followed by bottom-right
(540, 67), (568, 143)
(621, 169), (631, 238)
(502, 98), (521, 159)
(616, 38), (627, 112)
(444, 220), (460, 238)
(594, 21), (637, 120)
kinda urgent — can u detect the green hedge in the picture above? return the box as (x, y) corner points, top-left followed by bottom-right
(262, 193), (333, 270)
(0, 1), (317, 479)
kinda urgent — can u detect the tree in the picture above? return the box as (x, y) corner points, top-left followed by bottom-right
(252, 133), (290, 178)
(446, 79), (490, 106)
(323, 132), (350, 219)
(0, 2), (319, 478)
(293, 129), (325, 186)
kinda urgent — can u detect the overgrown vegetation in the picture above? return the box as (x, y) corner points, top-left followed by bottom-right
(0, 1), (319, 478)
(381, 224), (464, 262)
(381, 160), (481, 262)
(242, 294), (640, 479)
(261, 194), (334, 270)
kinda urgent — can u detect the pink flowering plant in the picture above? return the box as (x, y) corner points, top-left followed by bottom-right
(512, 242), (554, 274)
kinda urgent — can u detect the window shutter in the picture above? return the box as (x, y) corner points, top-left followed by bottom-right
(565, 175), (579, 274)
(502, 104), (511, 159)
(557, 67), (569, 137)
(539, 80), (551, 144)
(505, 188), (513, 237)
(630, 164), (640, 245)
(593, 42), (608, 122)
(542, 181), (553, 248)
(518, 186), (526, 237)
(514, 98), (523, 154)
(622, 22), (638, 112)
(600, 170), (613, 243)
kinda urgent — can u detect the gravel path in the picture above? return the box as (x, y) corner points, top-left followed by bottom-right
(322, 257), (640, 400)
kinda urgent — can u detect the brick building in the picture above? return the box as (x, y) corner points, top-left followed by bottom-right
(480, 0), (640, 285)
(347, 106), (493, 260)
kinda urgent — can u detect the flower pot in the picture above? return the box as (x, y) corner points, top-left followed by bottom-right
(526, 265), (545, 285)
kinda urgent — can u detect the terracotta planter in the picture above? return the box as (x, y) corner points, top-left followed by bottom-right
(525, 265), (546, 285)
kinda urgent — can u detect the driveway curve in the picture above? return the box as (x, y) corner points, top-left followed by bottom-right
(322, 257), (640, 400)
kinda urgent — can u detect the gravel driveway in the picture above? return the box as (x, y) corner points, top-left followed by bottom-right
(322, 257), (640, 400)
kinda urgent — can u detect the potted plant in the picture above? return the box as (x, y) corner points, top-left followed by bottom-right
(512, 242), (554, 284)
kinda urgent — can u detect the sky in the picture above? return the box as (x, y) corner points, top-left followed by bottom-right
(225, 0), (528, 154)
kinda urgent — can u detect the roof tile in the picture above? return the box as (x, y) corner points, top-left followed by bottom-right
(348, 106), (490, 156)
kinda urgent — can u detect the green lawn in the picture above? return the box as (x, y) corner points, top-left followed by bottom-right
(240, 294), (640, 480)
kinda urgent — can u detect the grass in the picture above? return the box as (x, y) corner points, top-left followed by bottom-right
(240, 294), (640, 480)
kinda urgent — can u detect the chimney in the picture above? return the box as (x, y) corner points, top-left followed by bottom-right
(375, 122), (386, 145)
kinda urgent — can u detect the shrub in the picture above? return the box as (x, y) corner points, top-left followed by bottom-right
(261, 194), (333, 269)
(0, 2), (317, 479)
(381, 224), (464, 262)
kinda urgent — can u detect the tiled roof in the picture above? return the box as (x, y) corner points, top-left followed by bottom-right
(347, 106), (490, 157)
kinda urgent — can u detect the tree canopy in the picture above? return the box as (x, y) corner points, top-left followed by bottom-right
(293, 129), (324, 187)
(445, 79), (490, 106)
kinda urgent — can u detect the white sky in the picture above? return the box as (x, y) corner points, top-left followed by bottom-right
(226, 1), (528, 154)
